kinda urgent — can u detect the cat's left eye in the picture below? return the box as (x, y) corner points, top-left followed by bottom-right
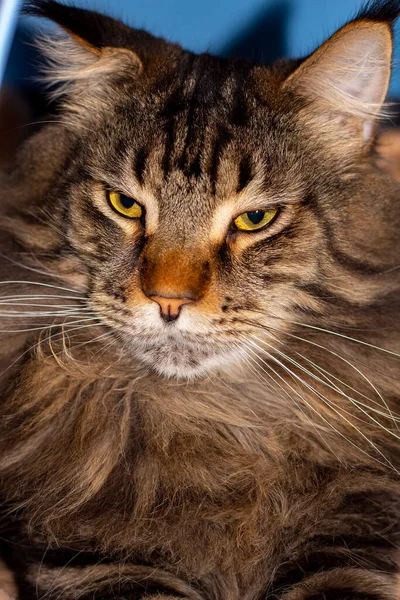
(108, 190), (143, 219)
(233, 208), (278, 232)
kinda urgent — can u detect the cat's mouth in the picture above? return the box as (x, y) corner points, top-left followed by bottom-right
(93, 299), (243, 379)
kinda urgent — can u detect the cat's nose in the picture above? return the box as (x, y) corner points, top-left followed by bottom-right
(147, 295), (195, 322)
(139, 248), (211, 322)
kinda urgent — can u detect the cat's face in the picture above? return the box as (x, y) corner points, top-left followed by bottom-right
(25, 1), (399, 379)
(57, 60), (326, 378)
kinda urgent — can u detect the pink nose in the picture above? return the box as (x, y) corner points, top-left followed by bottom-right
(149, 295), (194, 322)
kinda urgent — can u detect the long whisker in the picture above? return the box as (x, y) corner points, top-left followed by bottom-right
(0, 319), (107, 389)
(0, 252), (71, 282)
(250, 333), (400, 440)
(47, 326), (115, 370)
(291, 345), (400, 423)
(243, 310), (400, 379)
(292, 321), (400, 360)
(0, 281), (84, 294)
(243, 338), (399, 474)
(0, 313), (92, 319)
(252, 330), (399, 423)
(239, 339), (355, 463)
(231, 341), (279, 399)
(0, 294), (86, 301)
(239, 340), (339, 431)
(234, 341), (336, 448)
(0, 303), (91, 311)
(266, 323), (400, 429)
(238, 317), (398, 421)
(0, 316), (100, 334)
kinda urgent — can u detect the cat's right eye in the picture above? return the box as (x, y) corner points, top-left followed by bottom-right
(108, 190), (143, 219)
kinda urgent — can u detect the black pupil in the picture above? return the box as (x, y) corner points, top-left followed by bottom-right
(120, 194), (135, 209)
(247, 210), (265, 225)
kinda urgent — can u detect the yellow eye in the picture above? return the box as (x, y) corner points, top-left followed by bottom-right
(108, 190), (143, 219)
(233, 208), (278, 232)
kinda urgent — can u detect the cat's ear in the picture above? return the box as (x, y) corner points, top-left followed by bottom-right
(284, 3), (399, 149)
(23, 0), (155, 113)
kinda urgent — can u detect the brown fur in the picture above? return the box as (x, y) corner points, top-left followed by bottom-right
(0, 1), (400, 599)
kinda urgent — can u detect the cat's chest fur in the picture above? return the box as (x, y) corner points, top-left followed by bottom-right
(0, 344), (346, 586)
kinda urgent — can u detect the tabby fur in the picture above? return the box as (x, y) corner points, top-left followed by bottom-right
(0, 1), (399, 599)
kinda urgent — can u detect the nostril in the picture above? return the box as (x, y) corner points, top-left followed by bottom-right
(160, 306), (181, 323)
(148, 295), (195, 322)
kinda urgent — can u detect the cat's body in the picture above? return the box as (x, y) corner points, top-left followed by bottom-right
(0, 1), (399, 599)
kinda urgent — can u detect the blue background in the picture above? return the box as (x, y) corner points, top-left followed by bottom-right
(5, 0), (400, 98)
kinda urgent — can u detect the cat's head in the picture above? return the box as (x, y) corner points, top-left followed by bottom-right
(18, 0), (400, 379)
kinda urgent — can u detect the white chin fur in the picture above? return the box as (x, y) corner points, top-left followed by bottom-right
(134, 343), (243, 381)
(111, 303), (245, 380)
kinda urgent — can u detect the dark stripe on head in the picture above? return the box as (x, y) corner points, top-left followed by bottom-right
(237, 154), (254, 193)
(295, 282), (363, 309)
(229, 67), (251, 128)
(162, 117), (178, 177)
(254, 222), (298, 249)
(160, 87), (187, 177)
(176, 93), (203, 177)
(159, 56), (196, 177)
(133, 147), (149, 186)
(85, 200), (119, 234)
(210, 125), (233, 195)
(159, 86), (188, 122)
(176, 58), (209, 177)
(296, 282), (400, 318)
(327, 241), (390, 276)
(187, 152), (202, 178)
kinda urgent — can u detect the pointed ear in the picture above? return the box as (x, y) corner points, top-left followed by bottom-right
(283, 17), (394, 149)
(23, 0), (143, 120)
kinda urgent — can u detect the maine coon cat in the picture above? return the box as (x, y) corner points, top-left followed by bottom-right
(0, 0), (399, 598)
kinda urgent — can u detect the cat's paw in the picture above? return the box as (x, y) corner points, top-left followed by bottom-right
(0, 588), (14, 600)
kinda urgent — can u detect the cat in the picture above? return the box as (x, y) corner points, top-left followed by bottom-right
(0, 0), (399, 598)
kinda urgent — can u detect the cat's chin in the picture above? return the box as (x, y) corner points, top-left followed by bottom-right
(148, 359), (209, 381)
(101, 302), (246, 380)
(133, 344), (243, 381)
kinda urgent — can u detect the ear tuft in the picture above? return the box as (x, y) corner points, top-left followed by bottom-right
(23, 0), (144, 125)
(34, 31), (141, 100)
(355, 0), (400, 23)
(24, 0), (130, 51)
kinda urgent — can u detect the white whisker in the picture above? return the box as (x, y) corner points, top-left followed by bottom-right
(239, 339), (349, 459)
(293, 321), (400, 360)
(266, 324), (400, 430)
(244, 338), (399, 474)
(0, 317), (100, 334)
(235, 340), (330, 438)
(0, 295), (86, 301)
(0, 252), (68, 282)
(0, 281), (84, 294)
(251, 333), (400, 441)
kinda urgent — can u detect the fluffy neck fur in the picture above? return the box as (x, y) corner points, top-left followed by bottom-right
(0, 129), (398, 586)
